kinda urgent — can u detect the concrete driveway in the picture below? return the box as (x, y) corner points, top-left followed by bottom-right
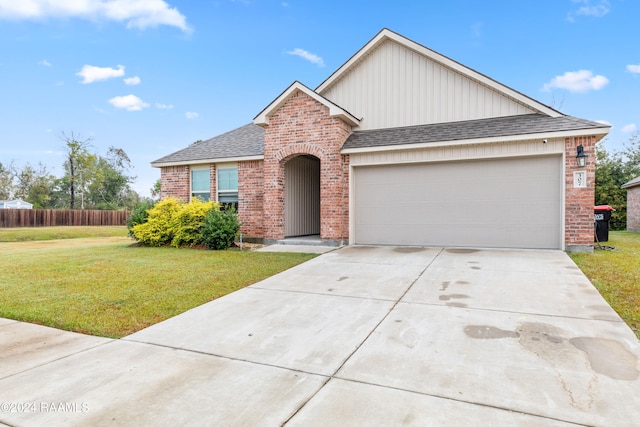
(1, 246), (639, 426)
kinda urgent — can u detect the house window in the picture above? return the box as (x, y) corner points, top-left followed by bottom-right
(191, 167), (210, 201)
(217, 165), (238, 209)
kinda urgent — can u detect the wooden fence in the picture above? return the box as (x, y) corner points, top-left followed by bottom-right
(0, 209), (128, 228)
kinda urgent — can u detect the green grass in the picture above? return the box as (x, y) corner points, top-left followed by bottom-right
(569, 231), (640, 339)
(0, 232), (316, 338)
(0, 226), (128, 242)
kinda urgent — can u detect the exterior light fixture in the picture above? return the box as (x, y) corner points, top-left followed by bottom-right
(576, 145), (587, 167)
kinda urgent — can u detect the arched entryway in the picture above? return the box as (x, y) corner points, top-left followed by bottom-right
(284, 155), (320, 237)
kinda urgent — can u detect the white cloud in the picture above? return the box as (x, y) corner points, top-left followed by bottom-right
(595, 120), (612, 126)
(185, 111), (199, 119)
(568, 0), (610, 21)
(574, 0), (610, 17)
(0, 0), (191, 32)
(124, 76), (141, 85)
(156, 103), (174, 110)
(77, 64), (125, 84)
(38, 59), (51, 67)
(622, 123), (638, 133)
(286, 48), (325, 67)
(108, 94), (149, 111)
(543, 70), (609, 93)
(626, 64), (640, 74)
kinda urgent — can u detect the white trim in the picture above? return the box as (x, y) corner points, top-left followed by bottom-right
(152, 155), (263, 168)
(317, 29), (562, 118)
(341, 128), (610, 155)
(253, 81), (360, 127)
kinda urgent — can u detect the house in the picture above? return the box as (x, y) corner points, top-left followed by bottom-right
(622, 176), (640, 232)
(152, 29), (610, 252)
(0, 199), (33, 209)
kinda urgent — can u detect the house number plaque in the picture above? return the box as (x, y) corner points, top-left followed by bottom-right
(573, 171), (587, 188)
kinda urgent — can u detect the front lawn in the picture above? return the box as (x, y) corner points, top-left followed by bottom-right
(0, 226), (127, 242)
(570, 231), (640, 339)
(0, 236), (316, 338)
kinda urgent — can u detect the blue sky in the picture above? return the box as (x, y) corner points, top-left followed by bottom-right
(1, 0), (638, 197)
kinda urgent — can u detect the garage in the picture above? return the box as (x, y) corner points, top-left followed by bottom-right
(353, 155), (563, 249)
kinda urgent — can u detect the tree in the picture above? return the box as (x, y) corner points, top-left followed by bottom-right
(12, 162), (56, 208)
(88, 147), (136, 209)
(151, 179), (161, 201)
(0, 162), (14, 200)
(595, 133), (640, 230)
(61, 133), (96, 209)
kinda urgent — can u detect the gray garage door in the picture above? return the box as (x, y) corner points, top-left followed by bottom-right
(353, 156), (562, 249)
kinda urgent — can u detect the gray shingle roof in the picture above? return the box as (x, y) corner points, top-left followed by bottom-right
(343, 114), (609, 150)
(152, 114), (609, 166)
(151, 123), (264, 165)
(622, 176), (640, 189)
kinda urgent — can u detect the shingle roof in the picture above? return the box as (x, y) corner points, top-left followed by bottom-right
(622, 176), (640, 189)
(151, 123), (264, 165)
(152, 114), (609, 166)
(342, 114), (609, 150)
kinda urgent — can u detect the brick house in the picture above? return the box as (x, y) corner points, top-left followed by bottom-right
(622, 176), (640, 232)
(152, 29), (609, 252)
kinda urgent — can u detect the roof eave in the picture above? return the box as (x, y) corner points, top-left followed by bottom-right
(341, 127), (610, 155)
(151, 155), (264, 168)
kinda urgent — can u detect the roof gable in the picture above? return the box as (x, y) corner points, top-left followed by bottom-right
(253, 81), (360, 127)
(316, 29), (561, 130)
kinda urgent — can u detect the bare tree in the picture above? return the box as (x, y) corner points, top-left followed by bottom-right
(60, 132), (95, 209)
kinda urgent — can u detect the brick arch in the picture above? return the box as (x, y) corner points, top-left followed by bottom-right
(261, 89), (352, 243)
(274, 143), (328, 164)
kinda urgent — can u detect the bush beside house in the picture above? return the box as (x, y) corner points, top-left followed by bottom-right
(128, 198), (241, 250)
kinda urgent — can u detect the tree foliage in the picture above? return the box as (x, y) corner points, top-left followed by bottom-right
(595, 133), (640, 230)
(1, 133), (139, 210)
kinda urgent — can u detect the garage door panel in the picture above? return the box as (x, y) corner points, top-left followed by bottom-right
(353, 156), (562, 249)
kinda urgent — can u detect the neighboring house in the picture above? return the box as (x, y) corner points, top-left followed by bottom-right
(622, 176), (640, 232)
(152, 28), (610, 252)
(0, 199), (33, 209)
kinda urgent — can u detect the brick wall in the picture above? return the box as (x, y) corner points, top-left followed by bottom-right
(627, 186), (640, 232)
(262, 90), (352, 242)
(238, 160), (264, 238)
(565, 136), (597, 251)
(160, 165), (190, 202)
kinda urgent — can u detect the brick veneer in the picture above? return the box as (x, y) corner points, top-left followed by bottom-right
(238, 160), (264, 239)
(565, 136), (597, 251)
(626, 185), (640, 232)
(160, 164), (217, 203)
(262, 90), (352, 242)
(160, 165), (190, 202)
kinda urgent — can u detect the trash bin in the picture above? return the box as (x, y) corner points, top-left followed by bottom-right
(594, 205), (613, 242)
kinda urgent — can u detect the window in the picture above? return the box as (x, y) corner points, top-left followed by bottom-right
(191, 167), (210, 201)
(217, 165), (238, 209)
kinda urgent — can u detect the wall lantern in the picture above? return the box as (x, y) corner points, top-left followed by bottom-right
(576, 145), (587, 167)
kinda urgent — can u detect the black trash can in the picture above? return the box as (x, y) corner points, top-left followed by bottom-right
(594, 205), (613, 242)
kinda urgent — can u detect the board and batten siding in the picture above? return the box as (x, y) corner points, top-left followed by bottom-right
(320, 40), (535, 130)
(348, 138), (565, 167)
(285, 155), (320, 237)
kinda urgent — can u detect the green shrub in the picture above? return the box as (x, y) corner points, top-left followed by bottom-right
(201, 206), (241, 250)
(130, 198), (220, 247)
(170, 198), (219, 247)
(127, 200), (156, 237)
(130, 198), (181, 246)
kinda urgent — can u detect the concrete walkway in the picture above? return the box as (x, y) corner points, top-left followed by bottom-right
(1, 246), (639, 426)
